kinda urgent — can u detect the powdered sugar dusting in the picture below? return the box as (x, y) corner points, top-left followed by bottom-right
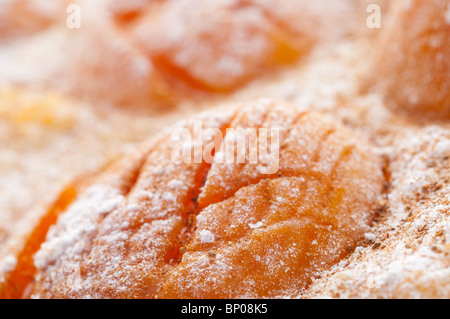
(0, 0), (449, 300)
(445, 3), (450, 25)
(303, 125), (450, 299)
(34, 185), (125, 270)
(199, 230), (215, 243)
(0, 255), (17, 278)
(249, 221), (264, 229)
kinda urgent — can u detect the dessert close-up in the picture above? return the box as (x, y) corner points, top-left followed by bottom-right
(0, 0), (449, 299)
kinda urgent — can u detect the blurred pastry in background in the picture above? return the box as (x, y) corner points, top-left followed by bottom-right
(370, 0), (450, 120)
(0, 0), (68, 41)
(0, 0), (358, 109)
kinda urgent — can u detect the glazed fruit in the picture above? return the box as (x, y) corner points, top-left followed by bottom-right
(373, 0), (450, 120)
(0, 100), (384, 298)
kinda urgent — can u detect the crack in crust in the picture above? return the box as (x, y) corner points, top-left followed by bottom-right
(6, 100), (384, 298)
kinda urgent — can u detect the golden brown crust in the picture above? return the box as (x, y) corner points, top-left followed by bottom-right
(0, 0), (448, 300)
(372, 0), (450, 120)
(20, 100), (385, 298)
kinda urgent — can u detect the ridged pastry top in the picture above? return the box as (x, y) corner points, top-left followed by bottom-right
(15, 100), (386, 298)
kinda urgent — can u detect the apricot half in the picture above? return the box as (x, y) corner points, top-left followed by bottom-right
(373, 0), (450, 120)
(0, 100), (386, 298)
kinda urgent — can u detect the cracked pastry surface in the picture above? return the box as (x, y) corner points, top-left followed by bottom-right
(1, 101), (384, 298)
(0, 0), (449, 300)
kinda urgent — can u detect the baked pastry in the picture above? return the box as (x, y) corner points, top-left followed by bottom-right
(0, 0), (356, 108)
(0, 0), (68, 41)
(130, 0), (353, 93)
(371, 0), (450, 120)
(0, 101), (384, 298)
(0, 0), (449, 300)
